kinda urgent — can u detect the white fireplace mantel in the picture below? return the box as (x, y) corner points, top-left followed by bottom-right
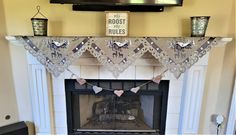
(5, 36), (232, 46)
(5, 36), (232, 135)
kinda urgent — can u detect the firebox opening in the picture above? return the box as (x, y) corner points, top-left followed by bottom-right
(65, 80), (169, 135)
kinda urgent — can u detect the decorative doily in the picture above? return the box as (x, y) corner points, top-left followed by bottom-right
(16, 36), (219, 78)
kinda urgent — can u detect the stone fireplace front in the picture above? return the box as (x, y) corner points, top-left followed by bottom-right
(23, 51), (209, 135)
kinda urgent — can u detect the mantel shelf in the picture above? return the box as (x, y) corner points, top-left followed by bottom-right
(5, 36), (232, 47)
(4, 36), (233, 78)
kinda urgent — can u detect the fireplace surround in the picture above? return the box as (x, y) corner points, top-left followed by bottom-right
(65, 79), (169, 135)
(5, 36), (232, 135)
(11, 51), (219, 135)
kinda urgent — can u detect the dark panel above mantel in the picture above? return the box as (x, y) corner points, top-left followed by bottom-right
(50, 0), (183, 12)
(72, 4), (164, 12)
(50, 0), (183, 6)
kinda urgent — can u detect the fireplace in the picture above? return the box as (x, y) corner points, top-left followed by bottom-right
(65, 79), (169, 135)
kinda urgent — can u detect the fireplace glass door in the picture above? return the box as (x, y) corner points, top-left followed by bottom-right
(65, 80), (169, 135)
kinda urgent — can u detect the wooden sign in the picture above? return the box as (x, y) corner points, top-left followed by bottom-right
(106, 12), (129, 36)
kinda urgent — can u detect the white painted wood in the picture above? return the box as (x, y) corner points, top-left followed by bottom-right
(52, 73), (68, 135)
(52, 73), (66, 96)
(25, 56), (208, 135)
(165, 74), (184, 134)
(217, 38), (233, 47)
(166, 114), (180, 129)
(5, 36), (232, 48)
(7, 36), (222, 135)
(54, 111), (67, 128)
(167, 97), (181, 114)
(195, 53), (209, 66)
(55, 128), (67, 135)
(165, 129), (179, 134)
(24, 51), (209, 135)
(178, 66), (207, 134)
(226, 79), (236, 134)
(167, 77), (184, 97)
(28, 64), (51, 133)
(26, 52), (53, 134)
(53, 95), (66, 112)
(26, 52), (40, 65)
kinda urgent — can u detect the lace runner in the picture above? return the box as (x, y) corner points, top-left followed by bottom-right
(15, 36), (220, 78)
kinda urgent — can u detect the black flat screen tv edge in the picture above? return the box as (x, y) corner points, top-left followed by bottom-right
(50, 0), (183, 12)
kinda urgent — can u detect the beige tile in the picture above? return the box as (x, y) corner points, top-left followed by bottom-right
(99, 66), (116, 79)
(135, 66), (154, 79)
(80, 65), (99, 79)
(118, 66), (136, 79)
(65, 66), (81, 79)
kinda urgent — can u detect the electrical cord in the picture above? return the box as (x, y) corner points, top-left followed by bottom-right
(217, 124), (221, 135)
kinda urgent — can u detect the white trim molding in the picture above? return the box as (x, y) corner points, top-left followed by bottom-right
(27, 53), (52, 134)
(178, 65), (207, 134)
(226, 79), (236, 134)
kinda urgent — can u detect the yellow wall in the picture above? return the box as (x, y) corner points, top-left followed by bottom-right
(2, 0), (235, 134)
(2, 0), (235, 37)
(199, 0), (235, 133)
(0, 0), (19, 127)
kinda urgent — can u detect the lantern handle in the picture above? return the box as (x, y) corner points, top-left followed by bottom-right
(32, 6), (47, 19)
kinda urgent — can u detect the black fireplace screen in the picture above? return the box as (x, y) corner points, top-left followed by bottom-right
(65, 80), (169, 135)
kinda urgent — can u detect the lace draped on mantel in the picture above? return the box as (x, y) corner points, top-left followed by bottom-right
(14, 36), (221, 78)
